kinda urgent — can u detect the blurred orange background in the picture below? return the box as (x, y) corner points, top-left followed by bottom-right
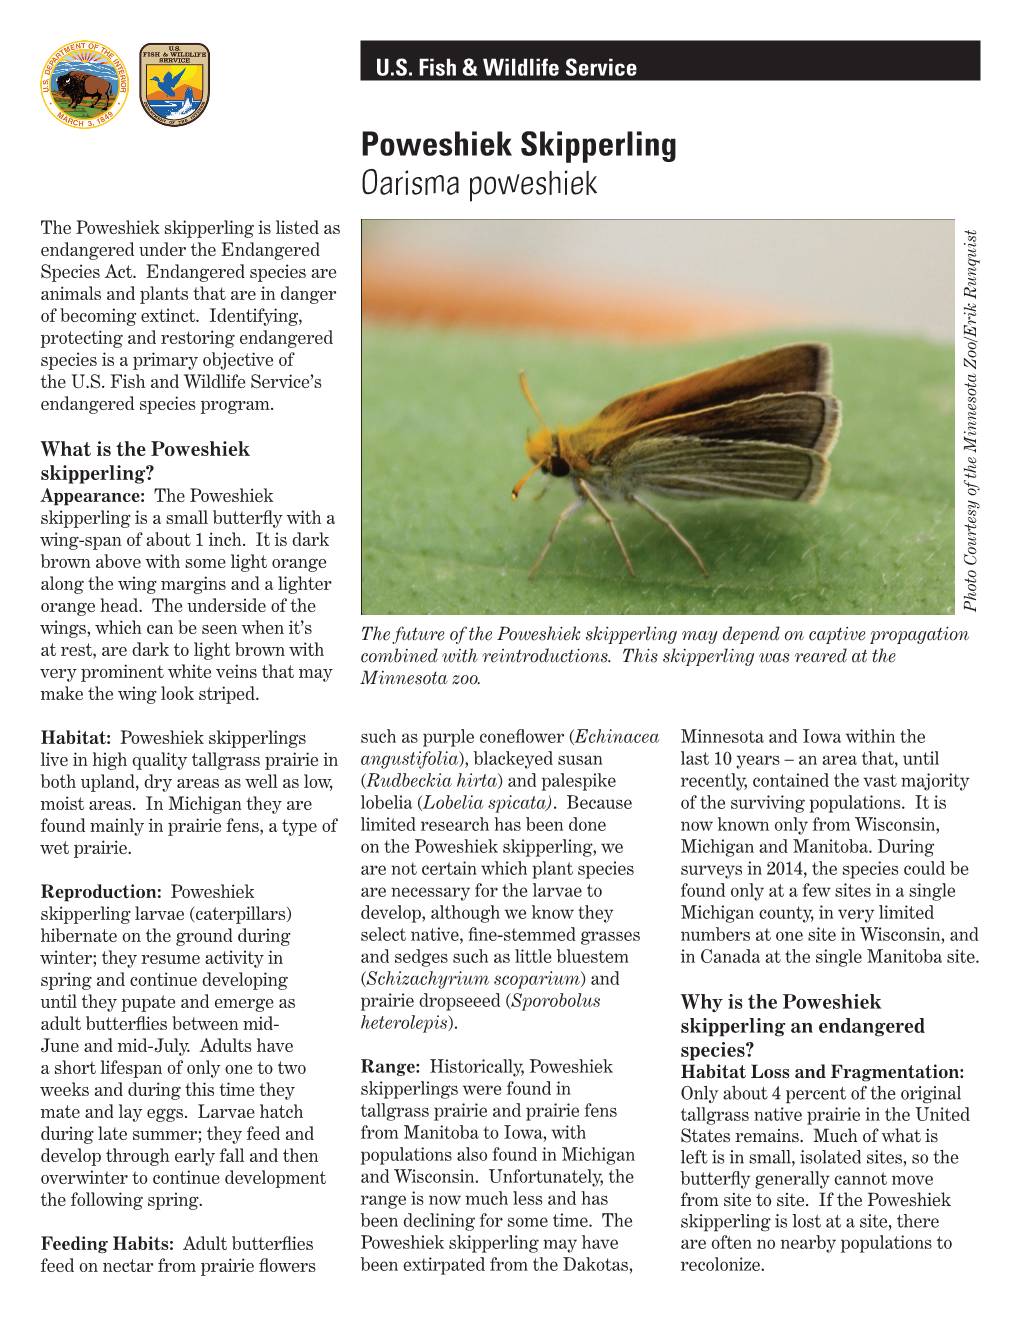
(362, 219), (953, 343)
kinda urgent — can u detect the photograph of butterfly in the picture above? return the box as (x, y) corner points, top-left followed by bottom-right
(512, 343), (841, 578)
(362, 218), (953, 615)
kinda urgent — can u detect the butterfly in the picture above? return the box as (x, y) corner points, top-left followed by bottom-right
(512, 342), (841, 577)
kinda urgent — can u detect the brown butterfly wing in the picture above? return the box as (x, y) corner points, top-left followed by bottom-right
(603, 437), (831, 504)
(592, 392), (841, 467)
(590, 343), (834, 430)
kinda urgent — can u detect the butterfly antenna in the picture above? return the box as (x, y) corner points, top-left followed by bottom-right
(519, 371), (549, 430)
(511, 462), (542, 501)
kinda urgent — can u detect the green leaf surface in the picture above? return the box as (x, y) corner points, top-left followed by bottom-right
(362, 327), (953, 615)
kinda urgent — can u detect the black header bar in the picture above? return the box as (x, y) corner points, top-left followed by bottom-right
(362, 40), (980, 82)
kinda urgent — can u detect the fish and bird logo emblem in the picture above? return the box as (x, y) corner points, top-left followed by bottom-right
(139, 43), (209, 125)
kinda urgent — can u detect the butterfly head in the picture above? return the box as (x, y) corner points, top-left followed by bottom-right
(525, 428), (569, 473)
(513, 428), (572, 498)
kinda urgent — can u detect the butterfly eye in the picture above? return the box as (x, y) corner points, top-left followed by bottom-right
(548, 456), (570, 478)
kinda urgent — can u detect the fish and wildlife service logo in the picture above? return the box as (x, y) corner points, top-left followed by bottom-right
(140, 43), (209, 125)
(41, 41), (128, 128)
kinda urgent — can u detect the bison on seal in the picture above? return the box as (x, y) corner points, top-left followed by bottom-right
(56, 71), (113, 111)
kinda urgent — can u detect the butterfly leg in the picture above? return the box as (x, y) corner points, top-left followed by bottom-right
(627, 493), (709, 577)
(577, 479), (635, 577)
(528, 497), (585, 578)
